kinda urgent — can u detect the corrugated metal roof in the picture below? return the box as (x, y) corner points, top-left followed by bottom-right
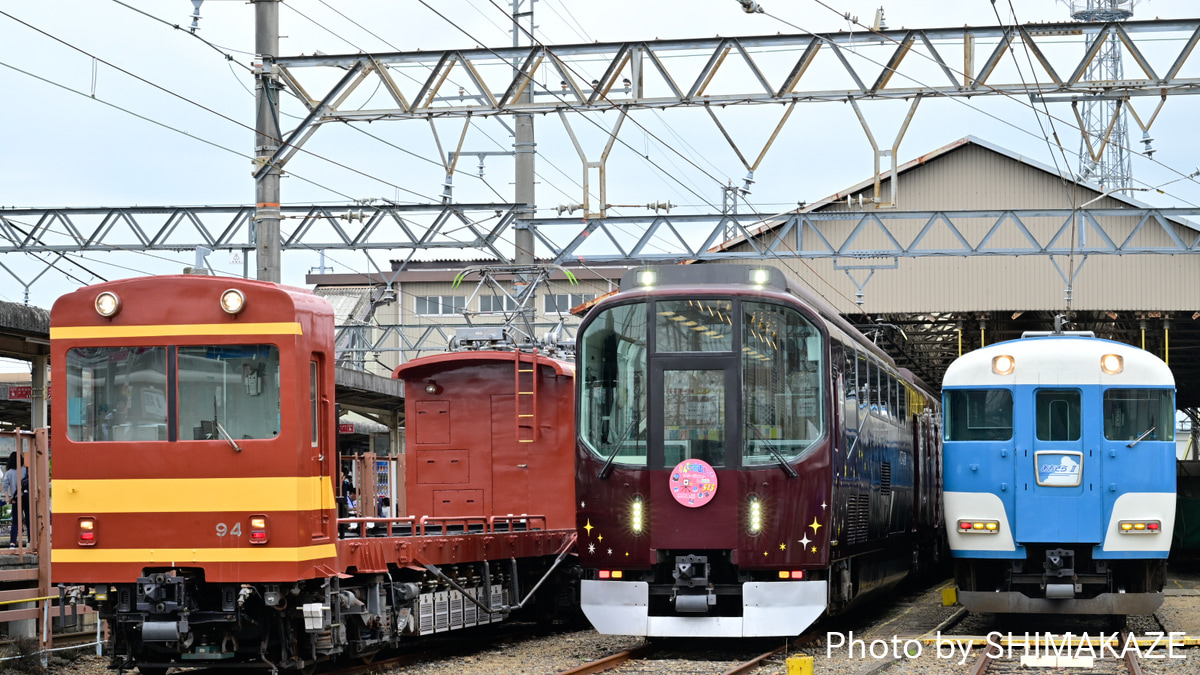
(314, 287), (371, 325)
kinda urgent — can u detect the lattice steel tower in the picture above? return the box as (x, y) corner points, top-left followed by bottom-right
(1068, 0), (1136, 189)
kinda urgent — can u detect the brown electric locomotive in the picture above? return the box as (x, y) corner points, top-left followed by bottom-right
(50, 275), (576, 673)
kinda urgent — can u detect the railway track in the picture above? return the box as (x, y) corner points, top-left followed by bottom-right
(968, 631), (1146, 675)
(555, 634), (818, 675)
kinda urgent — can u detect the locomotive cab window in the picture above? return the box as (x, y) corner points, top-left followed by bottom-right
(945, 389), (1013, 441)
(1103, 389), (1174, 442)
(178, 345), (281, 441)
(64, 344), (281, 443)
(741, 302), (824, 465)
(1036, 389), (1080, 441)
(580, 303), (649, 465)
(66, 347), (169, 442)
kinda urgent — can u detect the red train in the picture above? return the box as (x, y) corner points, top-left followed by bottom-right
(50, 275), (576, 673)
(574, 265), (944, 637)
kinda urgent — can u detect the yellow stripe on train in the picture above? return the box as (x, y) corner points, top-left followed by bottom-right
(55, 476), (335, 514)
(50, 322), (303, 340)
(52, 543), (338, 564)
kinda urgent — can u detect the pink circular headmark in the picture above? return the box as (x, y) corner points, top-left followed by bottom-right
(668, 458), (719, 508)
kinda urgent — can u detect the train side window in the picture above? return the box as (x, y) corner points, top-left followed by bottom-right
(178, 345), (281, 441)
(872, 359), (884, 414)
(311, 361), (319, 446)
(1035, 389), (1080, 441)
(65, 346), (168, 442)
(887, 373), (898, 422)
(843, 347), (856, 404)
(857, 351), (870, 410)
(1103, 389), (1174, 442)
(945, 389), (1012, 441)
(579, 302), (648, 465)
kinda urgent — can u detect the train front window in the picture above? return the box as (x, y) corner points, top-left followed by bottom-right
(655, 300), (733, 352)
(742, 302), (824, 464)
(66, 347), (168, 442)
(178, 345), (281, 440)
(945, 389), (1012, 441)
(1036, 389), (1080, 441)
(1104, 389), (1174, 442)
(580, 303), (648, 465)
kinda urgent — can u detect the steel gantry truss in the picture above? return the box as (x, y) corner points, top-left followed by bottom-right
(271, 19), (1200, 119)
(260, 19), (1200, 219)
(4, 204), (1196, 261)
(0, 203), (522, 257)
(539, 207), (1200, 262)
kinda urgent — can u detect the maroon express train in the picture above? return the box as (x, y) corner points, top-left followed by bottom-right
(574, 265), (944, 637)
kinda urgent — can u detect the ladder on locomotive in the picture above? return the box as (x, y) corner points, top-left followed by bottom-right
(515, 349), (538, 443)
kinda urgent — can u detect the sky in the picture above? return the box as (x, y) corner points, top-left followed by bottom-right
(1, 0), (1198, 323)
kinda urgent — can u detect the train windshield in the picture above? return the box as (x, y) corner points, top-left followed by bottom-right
(580, 297), (826, 468)
(1103, 389), (1174, 442)
(742, 302), (824, 465)
(64, 345), (281, 442)
(66, 347), (168, 442)
(178, 345), (281, 440)
(580, 303), (649, 465)
(945, 389), (1013, 441)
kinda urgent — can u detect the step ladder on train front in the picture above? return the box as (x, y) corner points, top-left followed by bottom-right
(515, 349), (538, 443)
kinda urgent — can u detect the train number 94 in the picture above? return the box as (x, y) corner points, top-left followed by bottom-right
(216, 522), (243, 537)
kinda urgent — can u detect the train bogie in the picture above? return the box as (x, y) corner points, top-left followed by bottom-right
(942, 333), (1176, 614)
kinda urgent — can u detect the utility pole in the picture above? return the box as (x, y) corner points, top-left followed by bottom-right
(255, 0), (282, 282)
(513, 0), (536, 266)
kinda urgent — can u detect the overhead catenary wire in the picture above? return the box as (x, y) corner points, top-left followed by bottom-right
(469, 0), (890, 316)
(0, 10), (441, 205)
(796, 0), (1200, 195)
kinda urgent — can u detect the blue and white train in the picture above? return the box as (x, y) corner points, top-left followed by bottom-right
(942, 331), (1175, 614)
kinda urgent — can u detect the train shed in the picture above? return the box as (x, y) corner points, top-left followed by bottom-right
(717, 135), (1200, 410)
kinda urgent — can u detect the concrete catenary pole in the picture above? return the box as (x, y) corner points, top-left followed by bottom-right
(254, 0), (282, 282)
(513, 0), (535, 266)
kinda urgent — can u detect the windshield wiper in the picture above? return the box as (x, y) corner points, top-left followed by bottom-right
(598, 416), (642, 480)
(1126, 426), (1155, 448)
(745, 423), (799, 478)
(214, 420), (243, 453)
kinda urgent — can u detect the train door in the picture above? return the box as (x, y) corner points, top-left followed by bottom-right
(491, 392), (531, 515)
(311, 359), (332, 539)
(648, 357), (740, 548)
(1015, 388), (1100, 542)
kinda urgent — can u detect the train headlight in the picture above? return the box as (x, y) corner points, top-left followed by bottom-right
(95, 292), (121, 317)
(630, 499), (644, 534)
(636, 269), (656, 287)
(748, 268), (771, 286)
(220, 289), (247, 315)
(78, 517), (97, 546)
(991, 355), (1015, 376)
(1101, 353), (1124, 375)
(748, 498), (763, 534)
(249, 515), (269, 544)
